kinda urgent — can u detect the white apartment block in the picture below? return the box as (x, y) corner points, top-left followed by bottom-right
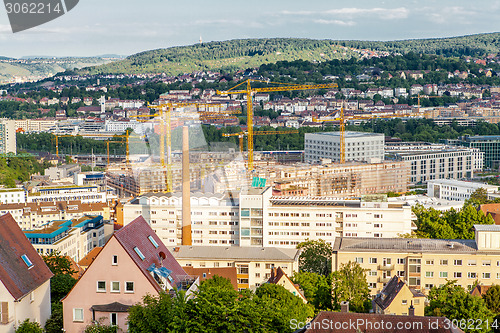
(305, 131), (385, 163)
(15, 119), (57, 133)
(427, 179), (498, 201)
(123, 187), (415, 249)
(0, 188), (26, 204)
(0, 119), (16, 154)
(27, 185), (107, 204)
(387, 145), (478, 184)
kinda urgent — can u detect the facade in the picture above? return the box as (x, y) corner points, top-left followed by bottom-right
(305, 131), (385, 163)
(0, 201), (110, 230)
(254, 161), (409, 197)
(45, 164), (81, 181)
(387, 145), (476, 184)
(123, 188), (414, 249)
(171, 245), (299, 291)
(0, 119), (16, 154)
(0, 213), (53, 332)
(372, 276), (426, 316)
(62, 216), (198, 333)
(454, 135), (500, 169)
(0, 188), (25, 204)
(333, 225), (500, 296)
(26, 185), (107, 204)
(24, 215), (114, 262)
(427, 179), (498, 201)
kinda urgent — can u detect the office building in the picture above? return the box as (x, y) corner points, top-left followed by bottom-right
(305, 131), (385, 163)
(427, 179), (498, 201)
(453, 135), (500, 169)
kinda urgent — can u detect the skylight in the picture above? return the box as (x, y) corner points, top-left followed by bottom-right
(21, 254), (33, 268)
(148, 235), (159, 248)
(133, 247), (145, 260)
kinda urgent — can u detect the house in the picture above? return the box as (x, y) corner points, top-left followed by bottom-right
(295, 308), (464, 333)
(62, 216), (198, 332)
(267, 267), (307, 303)
(0, 213), (53, 332)
(470, 284), (492, 297)
(372, 276), (426, 316)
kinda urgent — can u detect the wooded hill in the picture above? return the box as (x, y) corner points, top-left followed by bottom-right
(80, 33), (500, 76)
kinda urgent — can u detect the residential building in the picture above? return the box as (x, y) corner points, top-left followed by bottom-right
(0, 201), (110, 230)
(267, 266), (307, 303)
(470, 284), (492, 297)
(62, 216), (198, 332)
(386, 144), (476, 184)
(45, 164), (81, 181)
(0, 213), (53, 332)
(427, 179), (498, 201)
(24, 215), (114, 262)
(0, 119), (16, 154)
(332, 225), (500, 296)
(372, 276), (426, 316)
(182, 266), (238, 289)
(26, 185), (107, 204)
(305, 131), (384, 163)
(0, 188), (25, 204)
(296, 311), (464, 333)
(254, 161), (409, 198)
(171, 245), (299, 291)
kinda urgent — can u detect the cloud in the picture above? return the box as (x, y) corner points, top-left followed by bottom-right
(314, 19), (356, 26)
(282, 7), (409, 20)
(418, 6), (476, 25)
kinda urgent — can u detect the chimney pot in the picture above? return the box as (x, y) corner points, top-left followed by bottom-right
(340, 301), (349, 313)
(409, 303), (415, 316)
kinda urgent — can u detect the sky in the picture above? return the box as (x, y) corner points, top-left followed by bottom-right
(0, 0), (500, 58)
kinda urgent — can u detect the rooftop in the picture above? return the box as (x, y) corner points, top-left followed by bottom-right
(428, 179), (498, 190)
(306, 131), (384, 138)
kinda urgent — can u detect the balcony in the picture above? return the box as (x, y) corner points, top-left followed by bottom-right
(378, 264), (394, 271)
(378, 276), (391, 283)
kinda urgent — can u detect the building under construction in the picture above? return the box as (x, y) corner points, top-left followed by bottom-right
(253, 161), (410, 197)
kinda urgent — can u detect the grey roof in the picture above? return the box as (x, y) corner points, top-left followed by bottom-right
(333, 237), (479, 253)
(170, 246), (300, 262)
(306, 131), (384, 138)
(474, 224), (500, 232)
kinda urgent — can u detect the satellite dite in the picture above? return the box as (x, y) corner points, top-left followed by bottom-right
(4, 0), (79, 33)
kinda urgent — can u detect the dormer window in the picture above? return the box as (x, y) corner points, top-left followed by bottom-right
(21, 254), (33, 268)
(148, 235), (159, 248)
(133, 247), (145, 260)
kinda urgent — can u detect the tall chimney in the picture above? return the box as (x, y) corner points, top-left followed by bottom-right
(182, 126), (192, 245)
(408, 303), (415, 316)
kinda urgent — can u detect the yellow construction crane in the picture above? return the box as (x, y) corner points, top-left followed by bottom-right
(137, 101), (233, 192)
(217, 79), (338, 171)
(54, 131), (132, 165)
(223, 130), (299, 154)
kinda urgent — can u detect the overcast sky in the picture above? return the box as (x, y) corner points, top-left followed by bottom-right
(0, 0), (499, 58)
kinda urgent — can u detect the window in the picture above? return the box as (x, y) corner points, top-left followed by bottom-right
(97, 281), (106, 292)
(468, 272), (477, 279)
(397, 271), (405, 277)
(111, 281), (120, 292)
(397, 258), (405, 265)
(255, 273), (260, 278)
(454, 272), (462, 278)
(440, 272), (448, 278)
(369, 283), (377, 288)
(355, 257), (363, 264)
(73, 308), (84, 322)
(368, 271), (377, 276)
(125, 282), (134, 293)
(148, 235), (159, 248)
(402, 299), (407, 305)
(369, 258), (377, 264)
(425, 271), (434, 278)
(112, 255), (118, 265)
(440, 260), (448, 266)
(483, 273), (491, 279)
(425, 259), (434, 265)
(467, 260), (477, 266)
(454, 260), (462, 266)
(255, 263), (260, 268)
(134, 247), (145, 260)
(110, 313), (117, 326)
(1, 302), (8, 325)
(483, 260), (491, 267)
(21, 254), (33, 268)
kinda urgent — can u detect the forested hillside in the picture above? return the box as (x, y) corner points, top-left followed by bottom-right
(81, 33), (500, 76)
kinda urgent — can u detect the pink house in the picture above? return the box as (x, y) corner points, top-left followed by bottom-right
(62, 216), (198, 332)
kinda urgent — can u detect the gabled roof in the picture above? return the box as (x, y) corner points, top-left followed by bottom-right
(0, 213), (53, 300)
(373, 276), (405, 310)
(114, 216), (188, 292)
(267, 266), (306, 301)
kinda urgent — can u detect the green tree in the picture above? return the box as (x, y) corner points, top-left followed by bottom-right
(297, 239), (333, 275)
(15, 319), (43, 333)
(291, 271), (333, 311)
(43, 251), (76, 276)
(484, 285), (500, 314)
(466, 187), (500, 208)
(84, 319), (118, 333)
(426, 281), (493, 333)
(331, 261), (371, 313)
(45, 302), (63, 333)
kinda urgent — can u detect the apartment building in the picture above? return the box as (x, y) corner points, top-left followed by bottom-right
(0, 188), (26, 204)
(0, 119), (16, 154)
(387, 144), (477, 184)
(332, 224), (500, 296)
(171, 245), (300, 291)
(24, 215), (114, 262)
(15, 118), (57, 133)
(26, 185), (107, 203)
(0, 201), (110, 230)
(305, 131), (385, 163)
(123, 188), (414, 249)
(254, 161), (409, 198)
(427, 179), (498, 201)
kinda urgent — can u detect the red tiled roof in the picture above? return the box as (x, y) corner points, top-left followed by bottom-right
(114, 216), (188, 292)
(0, 213), (53, 300)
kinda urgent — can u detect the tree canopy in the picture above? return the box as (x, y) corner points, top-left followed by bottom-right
(297, 239), (333, 275)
